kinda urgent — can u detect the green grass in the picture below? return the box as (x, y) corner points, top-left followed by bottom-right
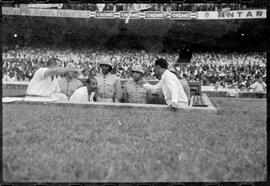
(2, 98), (267, 182)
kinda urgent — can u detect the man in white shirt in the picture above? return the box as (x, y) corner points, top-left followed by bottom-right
(26, 58), (79, 100)
(142, 58), (188, 108)
(70, 76), (98, 102)
(248, 74), (266, 92)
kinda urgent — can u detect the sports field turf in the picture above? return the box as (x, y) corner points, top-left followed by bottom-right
(2, 97), (266, 182)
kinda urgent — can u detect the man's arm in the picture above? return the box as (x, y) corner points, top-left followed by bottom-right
(69, 89), (81, 102)
(44, 67), (79, 78)
(262, 82), (266, 91)
(164, 76), (179, 104)
(142, 81), (162, 94)
(248, 82), (257, 89)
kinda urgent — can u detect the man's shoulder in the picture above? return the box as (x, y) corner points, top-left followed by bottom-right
(164, 70), (177, 79)
(33, 67), (48, 78)
(58, 77), (66, 83)
(74, 78), (83, 84)
(109, 73), (120, 79)
(124, 79), (134, 87)
(95, 74), (102, 77)
(36, 67), (48, 73)
(75, 86), (87, 93)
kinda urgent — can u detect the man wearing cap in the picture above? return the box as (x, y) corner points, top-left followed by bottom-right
(58, 63), (83, 100)
(26, 58), (79, 100)
(95, 57), (122, 103)
(123, 65), (150, 104)
(141, 58), (189, 109)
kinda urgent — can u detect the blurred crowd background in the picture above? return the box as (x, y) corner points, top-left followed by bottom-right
(2, 47), (266, 90)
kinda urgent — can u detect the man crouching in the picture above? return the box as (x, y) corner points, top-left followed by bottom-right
(69, 76), (98, 102)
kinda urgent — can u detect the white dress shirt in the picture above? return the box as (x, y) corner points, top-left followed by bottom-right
(26, 67), (61, 97)
(250, 81), (266, 92)
(143, 70), (188, 106)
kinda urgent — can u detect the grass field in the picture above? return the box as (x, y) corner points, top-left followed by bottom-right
(2, 97), (267, 182)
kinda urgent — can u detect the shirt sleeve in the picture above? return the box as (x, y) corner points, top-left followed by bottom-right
(262, 82), (266, 88)
(143, 81), (162, 93)
(250, 82), (257, 89)
(70, 88), (87, 102)
(77, 80), (83, 88)
(35, 68), (47, 79)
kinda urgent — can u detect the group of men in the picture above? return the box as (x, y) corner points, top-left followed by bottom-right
(26, 57), (190, 109)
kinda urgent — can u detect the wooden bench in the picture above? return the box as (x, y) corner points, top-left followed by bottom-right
(190, 94), (208, 107)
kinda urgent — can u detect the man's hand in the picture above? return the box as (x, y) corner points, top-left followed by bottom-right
(170, 102), (178, 109)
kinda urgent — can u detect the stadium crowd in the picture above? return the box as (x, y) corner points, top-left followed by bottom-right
(2, 47), (266, 91)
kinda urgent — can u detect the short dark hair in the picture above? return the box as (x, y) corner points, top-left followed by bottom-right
(47, 58), (60, 66)
(155, 58), (168, 69)
(100, 64), (113, 72)
(255, 74), (262, 79)
(86, 76), (97, 84)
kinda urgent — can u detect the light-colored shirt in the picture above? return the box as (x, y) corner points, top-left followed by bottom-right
(95, 73), (122, 102)
(143, 70), (188, 105)
(58, 77), (83, 99)
(70, 86), (96, 103)
(123, 79), (149, 104)
(180, 78), (190, 104)
(26, 67), (60, 97)
(250, 81), (266, 92)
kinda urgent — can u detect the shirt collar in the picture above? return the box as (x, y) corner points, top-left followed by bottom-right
(131, 78), (141, 85)
(103, 72), (111, 78)
(161, 69), (169, 80)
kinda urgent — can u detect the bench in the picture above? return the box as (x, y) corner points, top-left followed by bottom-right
(190, 94), (208, 107)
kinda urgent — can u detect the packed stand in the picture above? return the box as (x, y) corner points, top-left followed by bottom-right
(2, 47), (266, 91)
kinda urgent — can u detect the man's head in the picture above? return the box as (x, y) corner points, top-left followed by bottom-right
(66, 63), (76, 79)
(256, 74), (263, 83)
(86, 76), (98, 91)
(47, 58), (61, 68)
(131, 65), (144, 82)
(154, 58), (168, 79)
(99, 57), (112, 75)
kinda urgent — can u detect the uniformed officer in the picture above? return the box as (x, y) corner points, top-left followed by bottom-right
(123, 65), (150, 104)
(58, 63), (83, 100)
(95, 57), (122, 103)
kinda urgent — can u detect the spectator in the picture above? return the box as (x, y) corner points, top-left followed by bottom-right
(248, 74), (266, 92)
(58, 63), (83, 99)
(26, 58), (79, 100)
(70, 76), (99, 102)
(2, 47), (266, 91)
(142, 58), (189, 108)
(123, 65), (150, 104)
(95, 57), (122, 103)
